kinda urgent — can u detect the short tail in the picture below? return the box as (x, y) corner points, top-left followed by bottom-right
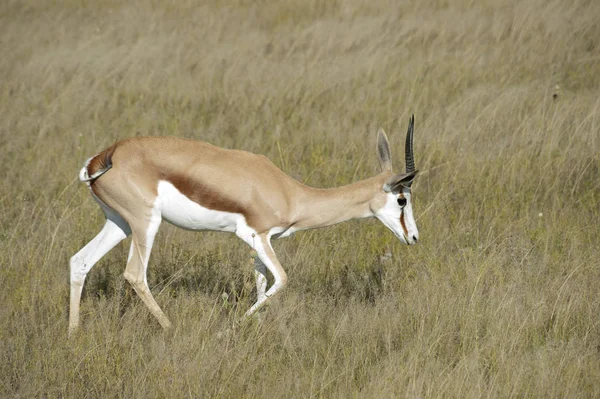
(79, 143), (118, 184)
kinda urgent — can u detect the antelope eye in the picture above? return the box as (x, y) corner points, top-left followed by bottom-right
(397, 197), (407, 207)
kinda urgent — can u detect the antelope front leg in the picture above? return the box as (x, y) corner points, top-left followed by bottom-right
(243, 234), (287, 318)
(252, 251), (268, 303)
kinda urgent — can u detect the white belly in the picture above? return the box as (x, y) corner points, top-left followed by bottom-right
(156, 180), (242, 232)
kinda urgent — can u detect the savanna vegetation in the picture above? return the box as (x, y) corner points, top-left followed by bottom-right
(1, 0), (599, 397)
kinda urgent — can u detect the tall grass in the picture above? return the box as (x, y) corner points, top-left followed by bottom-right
(1, 0), (599, 396)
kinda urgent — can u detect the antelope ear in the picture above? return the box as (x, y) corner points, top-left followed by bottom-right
(383, 170), (419, 193)
(377, 128), (392, 172)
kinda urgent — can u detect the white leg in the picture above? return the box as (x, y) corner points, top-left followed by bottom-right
(69, 218), (129, 336)
(123, 212), (172, 329)
(244, 234), (287, 318)
(254, 256), (268, 302)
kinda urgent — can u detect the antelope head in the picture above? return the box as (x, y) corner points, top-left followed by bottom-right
(373, 115), (419, 245)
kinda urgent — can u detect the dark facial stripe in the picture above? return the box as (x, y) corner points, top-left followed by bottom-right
(398, 192), (409, 237)
(399, 210), (408, 237)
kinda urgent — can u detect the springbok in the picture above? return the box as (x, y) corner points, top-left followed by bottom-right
(69, 116), (419, 335)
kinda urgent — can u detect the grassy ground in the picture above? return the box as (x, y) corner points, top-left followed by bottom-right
(1, 0), (600, 397)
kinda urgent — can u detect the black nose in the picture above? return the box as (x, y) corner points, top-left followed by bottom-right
(412, 235), (418, 242)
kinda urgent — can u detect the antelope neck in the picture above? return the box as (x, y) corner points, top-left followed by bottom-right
(291, 177), (380, 231)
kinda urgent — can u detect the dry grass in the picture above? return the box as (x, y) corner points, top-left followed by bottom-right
(1, 0), (600, 397)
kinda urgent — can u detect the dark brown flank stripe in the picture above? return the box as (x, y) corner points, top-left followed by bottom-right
(166, 174), (247, 216)
(162, 172), (271, 230)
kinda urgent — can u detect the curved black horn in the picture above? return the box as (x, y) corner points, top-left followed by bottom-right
(405, 114), (415, 173)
